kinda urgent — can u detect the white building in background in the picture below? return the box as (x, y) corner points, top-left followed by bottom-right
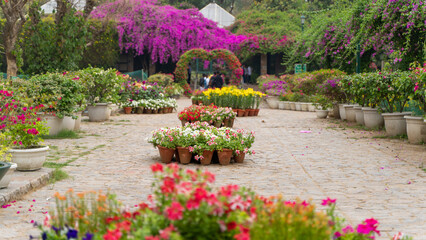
(41, 0), (86, 14)
(200, 2), (235, 28)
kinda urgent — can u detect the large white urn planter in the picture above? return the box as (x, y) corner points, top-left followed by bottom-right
(405, 116), (426, 144)
(278, 101), (285, 110)
(9, 146), (49, 171)
(290, 102), (296, 111)
(266, 96), (279, 109)
(301, 103), (309, 111)
(0, 163), (17, 188)
(295, 102), (302, 111)
(382, 112), (412, 136)
(88, 103), (110, 122)
(353, 106), (364, 125)
(338, 104), (347, 120)
(344, 105), (356, 122)
(74, 111), (83, 131)
(362, 108), (384, 128)
(283, 101), (291, 110)
(42, 115), (62, 135)
(316, 110), (329, 119)
(61, 116), (76, 131)
(308, 103), (315, 112)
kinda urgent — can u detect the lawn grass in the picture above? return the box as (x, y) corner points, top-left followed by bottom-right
(42, 130), (81, 139)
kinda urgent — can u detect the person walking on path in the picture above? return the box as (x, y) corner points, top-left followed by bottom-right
(247, 65), (252, 84)
(243, 65), (248, 84)
(199, 74), (206, 91)
(187, 63), (192, 85)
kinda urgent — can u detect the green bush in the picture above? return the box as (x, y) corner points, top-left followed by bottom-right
(147, 73), (175, 87)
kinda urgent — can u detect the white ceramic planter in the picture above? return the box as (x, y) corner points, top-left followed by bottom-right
(88, 103), (110, 122)
(344, 105), (356, 122)
(0, 163), (17, 188)
(266, 96), (279, 109)
(42, 115), (62, 136)
(382, 112), (412, 136)
(295, 102), (302, 111)
(338, 104), (347, 120)
(109, 103), (119, 116)
(9, 146), (49, 171)
(308, 103), (315, 112)
(353, 106), (364, 125)
(362, 108), (384, 129)
(278, 101), (285, 110)
(74, 111), (83, 131)
(405, 116), (426, 144)
(290, 102), (296, 111)
(283, 101), (291, 110)
(301, 103), (309, 111)
(316, 110), (329, 119)
(61, 116), (76, 131)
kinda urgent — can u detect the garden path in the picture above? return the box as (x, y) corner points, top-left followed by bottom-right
(0, 98), (425, 239)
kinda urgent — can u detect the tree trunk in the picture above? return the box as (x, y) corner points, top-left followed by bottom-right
(5, 51), (18, 77)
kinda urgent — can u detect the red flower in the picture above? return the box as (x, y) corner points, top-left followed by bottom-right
(103, 229), (122, 240)
(151, 163), (163, 173)
(165, 202), (184, 220)
(321, 197), (336, 206)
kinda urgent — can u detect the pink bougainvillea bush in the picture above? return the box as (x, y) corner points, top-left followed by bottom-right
(39, 164), (410, 240)
(91, 0), (246, 64)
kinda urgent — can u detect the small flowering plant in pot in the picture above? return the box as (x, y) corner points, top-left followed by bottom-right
(148, 128), (178, 163)
(0, 89), (49, 171)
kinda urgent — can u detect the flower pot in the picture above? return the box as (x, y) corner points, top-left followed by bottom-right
(9, 146), (49, 171)
(308, 103), (315, 112)
(177, 147), (192, 164)
(157, 146), (175, 164)
(181, 120), (188, 127)
(248, 109), (255, 116)
(73, 111), (83, 131)
(108, 104), (119, 116)
(233, 152), (245, 163)
(328, 109), (334, 118)
(362, 108), (384, 129)
(153, 109), (159, 114)
(0, 162), (16, 189)
(135, 107), (143, 114)
(283, 101), (290, 110)
(290, 102), (296, 111)
(224, 118), (235, 128)
(301, 103), (309, 112)
(200, 150), (213, 165)
(214, 121), (222, 128)
(41, 115), (62, 136)
(174, 149), (180, 163)
(237, 109), (245, 117)
(145, 109), (153, 114)
(338, 104), (347, 120)
(191, 99), (197, 105)
(254, 109), (260, 116)
(278, 101), (285, 110)
(316, 110), (329, 119)
(124, 107), (132, 114)
(382, 112), (412, 136)
(353, 106), (364, 125)
(344, 105), (356, 122)
(243, 109), (250, 117)
(295, 102), (302, 111)
(232, 109), (238, 113)
(0, 162), (11, 185)
(266, 96), (279, 109)
(88, 103), (110, 122)
(61, 116), (76, 131)
(159, 108), (164, 114)
(217, 149), (233, 165)
(405, 116), (426, 144)
(333, 104), (340, 119)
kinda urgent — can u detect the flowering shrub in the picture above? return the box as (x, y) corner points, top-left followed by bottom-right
(257, 75), (280, 91)
(39, 164), (408, 240)
(292, 69), (346, 96)
(147, 73), (175, 87)
(202, 87), (265, 110)
(120, 80), (164, 106)
(130, 98), (177, 110)
(262, 80), (289, 96)
(0, 90), (48, 148)
(317, 77), (346, 104)
(178, 105), (236, 123)
(164, 84), (184, 97)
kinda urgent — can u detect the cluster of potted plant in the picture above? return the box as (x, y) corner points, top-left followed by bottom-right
(124, 98), (177, 114)
(0, 89), (49, 189)
(39, 164), (405, 240)
(277, 91), (318, 112)
(178, 104), (236, 128)
(148, 121), (255, 165)
(201, 86), (264, 117)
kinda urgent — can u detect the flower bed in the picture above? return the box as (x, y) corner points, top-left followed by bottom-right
(202, 87), (265, 117)
(39, 164), (408, 240)
(178, 104), (236, 127)
(127, 98), (177, 114)
(148, 121), (254, 165)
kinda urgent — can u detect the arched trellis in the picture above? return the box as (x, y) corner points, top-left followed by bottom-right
(174, 48), (243, 86)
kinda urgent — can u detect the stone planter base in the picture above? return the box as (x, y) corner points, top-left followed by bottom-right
(283, 101), (290, 110)
(405, 116), (426, 144)
(9, 146), (49, 171)
(62, 116), (76, 131)
(353, 106), (364, 125)
(308, 103), (315, 112)
(290, 102), (296, 111)
(339, 104), (347, 120)
(42, 115), (62, 136)
(344, 105), (356, 122)
(88, 103), (110, 122)
(301, 103), (309, 112)
(74, 111), (83, 131)
(316, 110), (329, 119)
(362, 108), (384, 129)
(266, 96), (279, 109)
(278, 101), (285, 110)
(295, 102), (302, 111)
(382, 112), (412, 136)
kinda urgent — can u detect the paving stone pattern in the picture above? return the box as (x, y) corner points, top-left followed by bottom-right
(0, 98), (425, 239)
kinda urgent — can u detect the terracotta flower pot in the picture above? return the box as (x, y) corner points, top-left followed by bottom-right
(158, 108), (164, 114)
(136, 107), (144, 114)
(254, 109), (260, 116)
(145, 109), (152, 114)
(217, 149), (233, 165)
(192, 99), (197, 105)
(237, 109), (245, 117)
(200, 150), (213, 165)
(214, 121), (222, 128)
(174, 149), (180, 163)
(243, 109), (250, 117)
(248, 109), (255, 116)
(177, 147), (192, 164)
(123, 107), (132, 114)
(232, 109), (239, 113)
(153, 109), (158, 114)
(233, 152), (246, 163)
(157, 146), (175, 164)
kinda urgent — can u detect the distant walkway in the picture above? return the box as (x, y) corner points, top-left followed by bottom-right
(0, 98), (424, 239)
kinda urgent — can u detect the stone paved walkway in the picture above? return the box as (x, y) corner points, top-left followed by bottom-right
(0, 98), (425, 239)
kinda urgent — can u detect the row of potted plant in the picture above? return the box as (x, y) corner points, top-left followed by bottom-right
(124, 98), (178, 114)
(39, 164), (409, 240)
(178, 104), (236, 128)
(148, 121), (255, 165)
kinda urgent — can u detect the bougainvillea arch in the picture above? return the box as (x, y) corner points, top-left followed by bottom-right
(174, 48), (243, 86)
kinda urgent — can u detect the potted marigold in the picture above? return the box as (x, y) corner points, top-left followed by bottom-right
(1, 90), (49, 171)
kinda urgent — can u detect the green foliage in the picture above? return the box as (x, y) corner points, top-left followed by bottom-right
(42, 130), (81, 139)
(312, 94), (333, 110)
(147, 73), (175, 87)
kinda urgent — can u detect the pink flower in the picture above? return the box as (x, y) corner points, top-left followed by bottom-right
(150, 163), (163, 172)
(165, 202), (184, 220)
(321, 197), (336, 206)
